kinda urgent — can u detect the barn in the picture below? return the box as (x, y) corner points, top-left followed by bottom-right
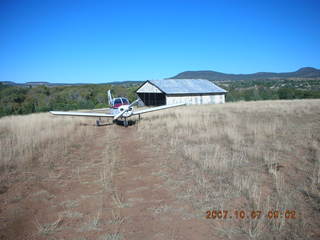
(136, 79), (227, 106)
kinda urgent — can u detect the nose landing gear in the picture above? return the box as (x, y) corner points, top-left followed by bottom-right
(123, 118), (128, 127)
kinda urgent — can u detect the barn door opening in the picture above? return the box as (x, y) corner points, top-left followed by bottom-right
(137, 93), (166, 106)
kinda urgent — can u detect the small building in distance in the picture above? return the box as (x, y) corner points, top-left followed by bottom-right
(136, 79), (227, 106)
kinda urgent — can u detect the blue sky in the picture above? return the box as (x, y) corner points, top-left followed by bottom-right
(0, 0), (320, 83)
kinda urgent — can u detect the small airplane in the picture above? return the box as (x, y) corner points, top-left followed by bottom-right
(50, 90), (185, 127)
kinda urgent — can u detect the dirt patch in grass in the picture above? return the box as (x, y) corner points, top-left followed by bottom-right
(108, 127), (213, 240)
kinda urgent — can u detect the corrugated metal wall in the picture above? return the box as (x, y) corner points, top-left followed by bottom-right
(166, 94), (225, 105)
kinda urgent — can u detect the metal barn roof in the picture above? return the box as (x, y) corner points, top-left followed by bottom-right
(147, 79), (227, 94)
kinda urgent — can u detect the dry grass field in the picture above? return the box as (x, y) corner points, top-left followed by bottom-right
(138, 99), (320, 239)
(0, 113), (93, 178)
(0, 99), (319, 239)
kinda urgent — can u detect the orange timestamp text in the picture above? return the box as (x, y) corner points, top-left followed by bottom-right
(206, 210), (296, 220)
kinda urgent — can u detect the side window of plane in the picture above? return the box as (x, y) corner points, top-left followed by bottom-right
(122, 98), (129, 105)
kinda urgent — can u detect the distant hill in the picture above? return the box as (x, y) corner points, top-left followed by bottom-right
(171, 67), (320, 81)
(0, 81), (25, 86)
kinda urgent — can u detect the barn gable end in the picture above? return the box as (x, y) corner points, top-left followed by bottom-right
(136, 81), (166, 106)
(136, 81), (162, 93)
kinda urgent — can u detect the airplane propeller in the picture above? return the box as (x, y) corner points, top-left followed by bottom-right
(113, 99), (140, 120)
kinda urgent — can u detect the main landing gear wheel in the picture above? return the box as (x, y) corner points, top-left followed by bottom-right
(96, 117), (102, 126)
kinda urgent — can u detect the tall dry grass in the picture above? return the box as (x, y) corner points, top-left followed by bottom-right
(0, 113), (94, 182)
(137, 99), (320, 239)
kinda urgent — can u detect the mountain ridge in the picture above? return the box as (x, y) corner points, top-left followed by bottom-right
(170, 67), (320, 81)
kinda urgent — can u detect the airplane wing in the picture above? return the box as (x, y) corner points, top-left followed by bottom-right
(50, 111), (114, 118)
(132, 103), (185, 115)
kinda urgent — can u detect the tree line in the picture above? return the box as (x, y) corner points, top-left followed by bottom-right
(0, 82), (319, 117)
(225, 86), (320, 102)
(0, 83), (138, 117)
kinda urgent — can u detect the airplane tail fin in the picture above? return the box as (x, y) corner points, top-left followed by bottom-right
(107, 90), (113, 106)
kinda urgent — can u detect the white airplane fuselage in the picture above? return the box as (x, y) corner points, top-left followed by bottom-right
(109, 95), (134, 119)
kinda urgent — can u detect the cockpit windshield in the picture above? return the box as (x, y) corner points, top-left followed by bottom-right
(114, 99), (122, 105)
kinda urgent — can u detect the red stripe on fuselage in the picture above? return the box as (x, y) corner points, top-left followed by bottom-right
(113, 103), (129, 108)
